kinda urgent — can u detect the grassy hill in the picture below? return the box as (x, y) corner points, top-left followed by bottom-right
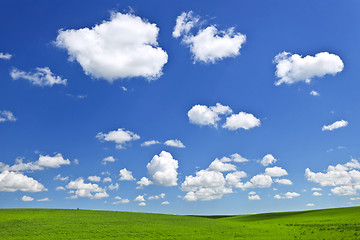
(0, 206), (359, 239)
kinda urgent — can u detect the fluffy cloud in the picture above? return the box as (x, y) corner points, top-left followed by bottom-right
(10, 67), (67, 86)
(0, 52), (12, 60)
(305, 159), (360, 196)
(310, 90), (320, 96)
(112, 196), (129, 204)
(248, 194), (261, 200)
(22, 195), (34, 201)
(274, 179), (293, 185)
(136, 177), (152, 189)
(0, 171), (46, 192)
(225, 171), (247, 188)
(246, 174), (273, 188)
(265, 166), (288, 177)
(141, 140), (160, 147)
(229, 153), (249, 163)
(311, 187), (322, 191)
(119, 168), (135, 181)
(103, 177), (112, 182)
(147, 151), (178, 187)
(0, 110), (16, 122)
(96, 128), (140, 149)
(208, 159), (237, 172)
(174, 11), (246, 63)
(164, 139), (185, 148)
(134, 195), (145, 202)
(261, 154), (277, 166)
(138, 202), (146, 206)
(274, 192), (300, 199)
(161, 201), (170, 205)
(102, 156), (115, 165)
(88, 176), (101, 182)
(66, 178), (108, 199)
(274, 52), (344, 86)
(188, 103), (232, 127)
(55, 12), (168, 81)
(56, 186), (65, 191)
(108, 183), (119, 190)
(54, 174), (69, 181)
(312, 192), (322, 196)
(222, 112), (261, 131)
(37, 153), (70, 168)
(322, 120), (348, 131)
(148, 193), (165, 200)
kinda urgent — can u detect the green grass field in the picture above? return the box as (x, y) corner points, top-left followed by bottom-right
(0, 207), (359, 239)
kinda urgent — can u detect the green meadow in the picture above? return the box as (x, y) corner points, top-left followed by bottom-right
(0, 206), (359, 239)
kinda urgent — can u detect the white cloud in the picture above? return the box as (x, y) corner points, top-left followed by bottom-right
(55, 12), (168, 82)
(331, 186), (357, 196)
(88, 176), (101, 182)
(188, 103), (232, 127)
(0, 110), (16, 122)
(174, 11), (246, 63)
(148, 193), (165, 200)
(147, 151), (178, 186)
(141, 140), (160, 147)
(265, 166), (288, 177)
(56, 186), (65, 191)
(322, 120), (348, 131)
(248, 191), (256, 195)
(119, 168), (135, 181)
(310, 90), (320, 96)
(230, 153), (249, 163)
(37, 153), (70, 168)
(274, 192), (300, 199)
(54, 174), (69, 181)
(138, 202), (146, 206)
(112, 197), (130, 204)
(311, 188), (322, 191)
(103, 177), (112, 183)
(0, 171), (46, 192)
(161, 201), (170, 205)
(274, 52), (344, 86)
(134, 195), (145, 202)
(246, 174), (273, 188)
(102, 156), (115, 165)
(136, 177), (152, 189)
(0, 52), (12, 60)
(10, 67), (67, 86)
(108, 183), (119, 190)
(172, 11), (199, 38)
(37, 198), (50, 202)
(96, 128), (140, 149)
(164, 139), (185, 148)
(22, 195), (34, 201)
(306, 203), (315, 207)
(66, 178), (108, 199)
(208, 159), (237, 172)
(261, 154), (277, 166)
(274, 179), (292, 185)
(248, 194), (261, 200)
(225, 171), (247, 188)
(313, 191), (322, 196)
(222, 112), (260, 131)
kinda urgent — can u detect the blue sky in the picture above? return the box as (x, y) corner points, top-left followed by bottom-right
(1, 0), (360, 215)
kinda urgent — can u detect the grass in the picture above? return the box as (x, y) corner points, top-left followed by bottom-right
(0, 206), (359, 239)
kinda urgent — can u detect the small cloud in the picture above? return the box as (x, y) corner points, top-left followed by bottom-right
(21, 195), (34, 201)
(10, 67), (67, 87)
(0, 52), (12, 60)
(0, 110), (16, 122)
(310, 90), (320, 96)
(96, 128), (140, 149)
(322, 120), (348, 131)
(102, 156), (115, 165)
(141, 140), (160, 147)
(161, 201), (170, 205)
(164, 139), (185, 148)
(88, 176), (101, 182)
(306, 203), (315, 207)
(37, 198), (50, 202)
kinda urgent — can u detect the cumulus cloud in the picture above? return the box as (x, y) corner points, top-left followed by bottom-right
(134, 195), (145, 202)
(174, 11), (246, 63)
(274, 52), (344, 86)
(66, 178), (108, 199)
(96, 128), (140, 149)
(37, 153), (70, 168)
(248, 194), (260, 200)
(208, 159), (237, 172)
(310, 90), (320, 96)
(307, 203), (315, 207)
(0, 52), (12, 60)
(0, 110), (16, 122)
(0, 171), (46, 192)
(274, 178), (293, 185)
(102, 156), (115, 165)
(161, 201), (170, 205)
(312, 191), (322, 196)
(274, 192), (300, 199)
(119, 168), (135, 181)
(55, 12), (168, 82)
(138, 202), (146, 206)
(10, 67), (67, 86)
(88, 176), (101, 182)
(22, 195), (34, 201)
(311, 187), (322, 191)
(245, 174), (273, 188)
(112, 196), (129, 204)
(148, 193), (165, 200)
(147, 151), (178, 187)
(261, 154), (277, 166)
(108, 183), (119, 190)
(322, 120), (348, 131)
(305, 159), (360, 196)
(136, 177), (152, 189)
(164, 139), (185, 148)
(222, 112), (261, 131)
(103, 177), (112, 183)
(265, 166), (288, 177)
(141, 140), (160, 147)
(229, 153), (249, 163)
(188, 103), (232, 127)
(54, 174), (69, 181)
(56, 186), (66, 191)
